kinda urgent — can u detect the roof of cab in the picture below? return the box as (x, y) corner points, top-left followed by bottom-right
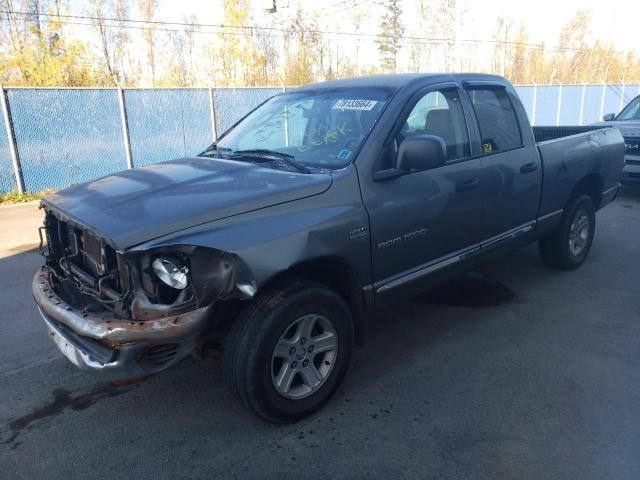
(291, 73), (509, 91)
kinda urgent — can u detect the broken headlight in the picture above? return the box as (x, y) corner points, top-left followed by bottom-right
(152, 257), (189, 290)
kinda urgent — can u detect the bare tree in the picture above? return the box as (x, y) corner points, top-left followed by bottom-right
(137, 0), (159, 85)
(427, 0), (467, 71)
(88, 0), (117, 83)
(112, 0), (132, 85)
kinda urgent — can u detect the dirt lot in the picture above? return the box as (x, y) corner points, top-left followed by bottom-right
(1, 190), (639, 479)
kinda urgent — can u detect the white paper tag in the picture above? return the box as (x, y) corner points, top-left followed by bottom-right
(332, 99), (378, 111)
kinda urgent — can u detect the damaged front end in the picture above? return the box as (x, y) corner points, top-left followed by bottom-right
(33, 204), (255, 380)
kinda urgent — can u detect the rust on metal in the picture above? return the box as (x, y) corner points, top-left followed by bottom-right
(33, 268), (211, 346)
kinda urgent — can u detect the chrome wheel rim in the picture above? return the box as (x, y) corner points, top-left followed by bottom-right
(569, 209), (590, 257)
(271, 314), (338, 400)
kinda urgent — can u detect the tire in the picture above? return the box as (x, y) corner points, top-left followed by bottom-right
(224, 280), (354, 423)
(539, 194), (596, 270)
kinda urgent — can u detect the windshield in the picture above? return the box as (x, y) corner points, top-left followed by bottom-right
(214, 87), (393, 169)
(617, 96), (640, 121)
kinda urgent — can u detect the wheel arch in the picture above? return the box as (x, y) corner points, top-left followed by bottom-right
(259, 256), (368, 345)
(569, 174), (604, 209)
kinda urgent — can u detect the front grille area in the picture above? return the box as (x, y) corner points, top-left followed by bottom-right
(624, 138), (640, 155)
(44, 210), (129, 297)
(81, 231), (104, 276)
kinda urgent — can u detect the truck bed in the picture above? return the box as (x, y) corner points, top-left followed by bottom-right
(534, 126), (624, 219)
(532, 125), (609, 143)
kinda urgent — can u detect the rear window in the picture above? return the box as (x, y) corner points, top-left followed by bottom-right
(469, 88), (522, 154)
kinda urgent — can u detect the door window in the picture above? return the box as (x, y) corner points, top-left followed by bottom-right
(468, 88), (522, 154)
(399, 89), (470, 161)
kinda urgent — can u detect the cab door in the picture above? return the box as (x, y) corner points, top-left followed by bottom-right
(462, 83), (542, 242)
(359, 85), (484, 302)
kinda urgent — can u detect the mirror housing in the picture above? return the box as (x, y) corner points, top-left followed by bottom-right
(397, 135), (447, 172)
(603, 113), (616, 121)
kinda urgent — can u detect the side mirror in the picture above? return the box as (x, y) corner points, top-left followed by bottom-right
(397, 135), (447, 171)
(603, 113), (616, 121)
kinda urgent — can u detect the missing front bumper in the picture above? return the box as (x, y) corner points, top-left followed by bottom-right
(33, 268), (210, 380)
(40, 308), (197, 380)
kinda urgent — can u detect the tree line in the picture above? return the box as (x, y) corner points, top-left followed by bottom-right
(1, 0), (639, 88)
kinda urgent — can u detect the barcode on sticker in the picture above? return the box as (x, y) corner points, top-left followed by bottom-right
(332, 99), (378, 111)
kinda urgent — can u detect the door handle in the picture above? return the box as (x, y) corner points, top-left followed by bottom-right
(456, 179), (481, 192)
(520, 162), (538, 174)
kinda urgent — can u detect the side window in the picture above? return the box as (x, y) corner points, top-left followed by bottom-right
(399, 89), (470, 161)
(468, 88), (522, 154)
(619, 96), (640, 120)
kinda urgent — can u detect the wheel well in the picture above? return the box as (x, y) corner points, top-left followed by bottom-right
(570, 174), (603, 209)
(261, 258), (368, 345)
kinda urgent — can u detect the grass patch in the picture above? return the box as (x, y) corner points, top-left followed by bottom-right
(0, 189), (55, 205)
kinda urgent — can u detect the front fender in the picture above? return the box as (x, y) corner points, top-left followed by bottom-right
(127, 168), (371, 297)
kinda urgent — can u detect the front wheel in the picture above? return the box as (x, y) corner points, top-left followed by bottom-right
(224, 280), (354, 423)
(539, 194), (596, 270)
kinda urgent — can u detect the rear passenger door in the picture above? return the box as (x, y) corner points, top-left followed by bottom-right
(464, 84), (541, 241)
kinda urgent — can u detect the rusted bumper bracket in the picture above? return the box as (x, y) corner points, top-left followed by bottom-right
(32, 268), (210, 380)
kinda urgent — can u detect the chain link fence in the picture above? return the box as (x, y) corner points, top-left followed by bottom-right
(514, 85), (640, 126)
(0, 107), (16, 192)
(0, 84), (638, 194)
(125, 89), (212, 167)
(7, 88), (127, 192)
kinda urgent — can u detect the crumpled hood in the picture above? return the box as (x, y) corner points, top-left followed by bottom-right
(43, 157), (332, 250)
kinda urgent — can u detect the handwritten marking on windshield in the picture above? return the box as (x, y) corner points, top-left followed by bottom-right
(297, 121), (352, 152)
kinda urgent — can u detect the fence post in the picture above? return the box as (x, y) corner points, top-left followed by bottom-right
(578, 85), (586, 126)
(555, 85), (563, 126)
(530, 85), (538, 126)
(0, 86), (25, 193)
(117, 87), (134, 169)
(598, 84), (607, 122)
(208, 88), (217, 142)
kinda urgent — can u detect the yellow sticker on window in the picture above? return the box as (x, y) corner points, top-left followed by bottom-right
(483, 143), (493, 154)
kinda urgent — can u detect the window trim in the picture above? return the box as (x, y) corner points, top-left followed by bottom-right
(464, 84), (525, 157)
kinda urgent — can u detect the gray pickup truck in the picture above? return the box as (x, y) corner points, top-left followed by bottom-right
(33, 74), (624, 422)
(599, 94), (640, 184)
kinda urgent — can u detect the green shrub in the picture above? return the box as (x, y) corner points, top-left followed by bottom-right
(0, 190), (55, 205)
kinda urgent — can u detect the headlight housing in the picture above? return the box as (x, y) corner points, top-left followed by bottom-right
(152, 257), (189, 290)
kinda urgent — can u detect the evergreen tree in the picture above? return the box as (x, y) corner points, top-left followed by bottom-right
(376, 0), (404, 74)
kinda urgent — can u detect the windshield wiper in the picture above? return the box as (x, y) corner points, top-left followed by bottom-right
(199, 143), (233, 157)
(232, 149), (311, 173)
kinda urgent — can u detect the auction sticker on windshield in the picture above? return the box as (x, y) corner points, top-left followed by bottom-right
(333, 99), (378, 110)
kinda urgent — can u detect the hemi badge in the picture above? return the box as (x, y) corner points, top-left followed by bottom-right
(349, 227), (368, 240)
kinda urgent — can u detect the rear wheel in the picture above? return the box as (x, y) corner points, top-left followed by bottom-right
(539, 194), (596, 270)
(224, 280), (353, 423)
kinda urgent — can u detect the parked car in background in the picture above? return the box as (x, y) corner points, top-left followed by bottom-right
(33, 73), (624, 423)
(600, 95), (640, 185)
